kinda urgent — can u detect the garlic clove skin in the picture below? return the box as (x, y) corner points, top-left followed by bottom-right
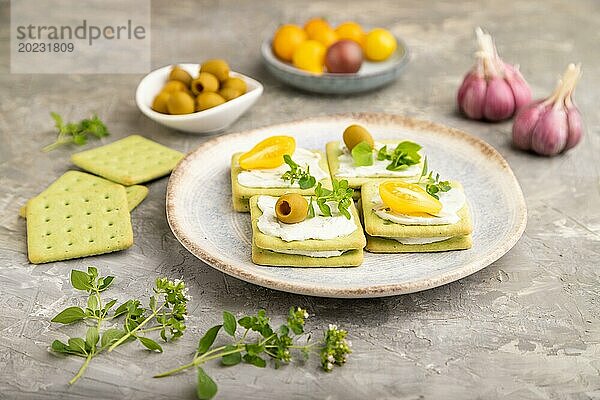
(531, 107), (569, 156)
(483, 78), (516, 121)
(457, 71), (479, 109)
(512, 101), (545, 151)
(565, 105), (583, 150)
(503, 63), (532, 111)
(460, 75), (487, 120)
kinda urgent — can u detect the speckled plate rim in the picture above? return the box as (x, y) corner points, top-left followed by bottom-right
(166, 113), (527, 298)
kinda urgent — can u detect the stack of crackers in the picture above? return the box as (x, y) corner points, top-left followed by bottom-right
(23, 135), (184, 264)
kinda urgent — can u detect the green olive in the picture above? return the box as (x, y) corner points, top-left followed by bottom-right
(219, 87), (242, 101)
(200, 59), (230, 82)
(343, 124), (374, 151)
(162, 80), (188, 93)
(221, 77), (247, 94)
(168, 66), (192, 87)
(195, 92), (226, 111)
(152, 91), (171, 114)
(166, 91), (195, 115)
(275, 194), (308, 224)
(191, 72), (219, 95)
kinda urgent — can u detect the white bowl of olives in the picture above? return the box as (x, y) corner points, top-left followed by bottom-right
(136, 62), (263, 134)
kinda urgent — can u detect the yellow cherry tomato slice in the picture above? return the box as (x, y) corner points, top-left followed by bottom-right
(379, 181), (442, 215)
(239, 136), (296, 170)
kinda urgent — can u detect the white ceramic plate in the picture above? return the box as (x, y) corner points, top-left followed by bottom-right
(166, 113), (527, 298)
(136, 63), (263, 134)
(261, 37), (409, 94)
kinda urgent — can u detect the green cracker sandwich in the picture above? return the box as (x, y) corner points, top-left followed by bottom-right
(71, 135), (184, 185)
(19, 171), (148, 218)
(26, 185), (133, 264)
(231, 151), (332, 213)
(249, 195), (365, 267)
(360, 180), (473, 253)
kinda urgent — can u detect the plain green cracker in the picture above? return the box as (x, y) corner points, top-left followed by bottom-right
(326, 141), (422, 191)
(231, 151), (333, 212)
(19, 171), (148, 218)
(71, 135), (184, 185)
(26, 186), (133, 264)
(361, 180), (473, 238)
(249, 195), (366, 252)
(365, 234), (473, 253)
(252, 242), (363, 267)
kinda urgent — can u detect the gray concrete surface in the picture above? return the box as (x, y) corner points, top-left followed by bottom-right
(1, 0), (599, 399)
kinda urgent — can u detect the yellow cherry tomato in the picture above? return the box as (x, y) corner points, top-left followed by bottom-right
(379, 181), (442, 215)
(304, 18), (331, 38)
(239, 136), (296, 170)
(335, 21), (365, 46)
(364, 28), (397, 61)
(292, 40), (326, 74)
(311, 26), (338, 48)
(272, 24), (308, 62)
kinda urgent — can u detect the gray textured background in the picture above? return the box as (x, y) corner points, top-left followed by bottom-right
(1, 0), (599, 399)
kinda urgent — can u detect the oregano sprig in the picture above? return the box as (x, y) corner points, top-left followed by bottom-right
(417, 156), (452, 200)
(281, 155), (317, 189)
(376, 141), (422, 171)
(49, 267), (189, 384)
(155, 307), (352, 400)
(307, 179), (354, 220)
(43, 112), (109, 152)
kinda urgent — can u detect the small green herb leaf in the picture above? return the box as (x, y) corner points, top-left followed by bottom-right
(223, 312), (237, 337)
(101, 328), (126, 348)
(351, 141), (373, 166)
(197, 325), (222, 355)
(139, 337), (163, 352)
(196, 367), (218, 400)
(98, 276), (114, 291)
(221, 346), (242, 366)
(281, 154), (317, 189)
(67, 338), (87, 355)
(243, 353), (267, 368)
(87, 294), (99, 311)
(43, 113), (110, 152)
(70, 270), (91, 291)
(86, 327), (99, 348)
(51, 306), (86, 324)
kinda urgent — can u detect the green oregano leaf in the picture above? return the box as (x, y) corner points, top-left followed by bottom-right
(139, 337), (163, 353)
(197, 325), (222, 355)
(223, 312), (237, 337)
(70, 270), (91, 291)
(196, 367), (218, 400)
(51, 306), (86, 324)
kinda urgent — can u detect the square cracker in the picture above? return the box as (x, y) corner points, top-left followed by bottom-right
(71, 135), (184, 185)
(249, 195), (366, 253)
(361, 180), (473, 238)
(19, 171), (148, 218)
(26, 185), (133, 264)
(251, 242), (363, 267)
(231, 151), (333, 213)
(365, 234), (473, 253)
(326, 141), (422, 191)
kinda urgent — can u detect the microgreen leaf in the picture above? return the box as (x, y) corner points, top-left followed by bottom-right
(377, 141), (422, 171)
(51, 307), (86, 324)
(197, 325), (222, 355)
(417, 156), (452, 200)
(196, 367), (218, 400)
(223, 311), (237, 337)
(350, 141), (373, 166)
(139, 337), (163, 353)
(308, 180), (353, 220)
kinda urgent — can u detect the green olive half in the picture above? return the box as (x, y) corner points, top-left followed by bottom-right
(275, 194), (308, 224)
(343, 124), (374, 151)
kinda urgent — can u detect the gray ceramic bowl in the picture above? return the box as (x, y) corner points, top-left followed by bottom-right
(261, 37), (409, 94)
